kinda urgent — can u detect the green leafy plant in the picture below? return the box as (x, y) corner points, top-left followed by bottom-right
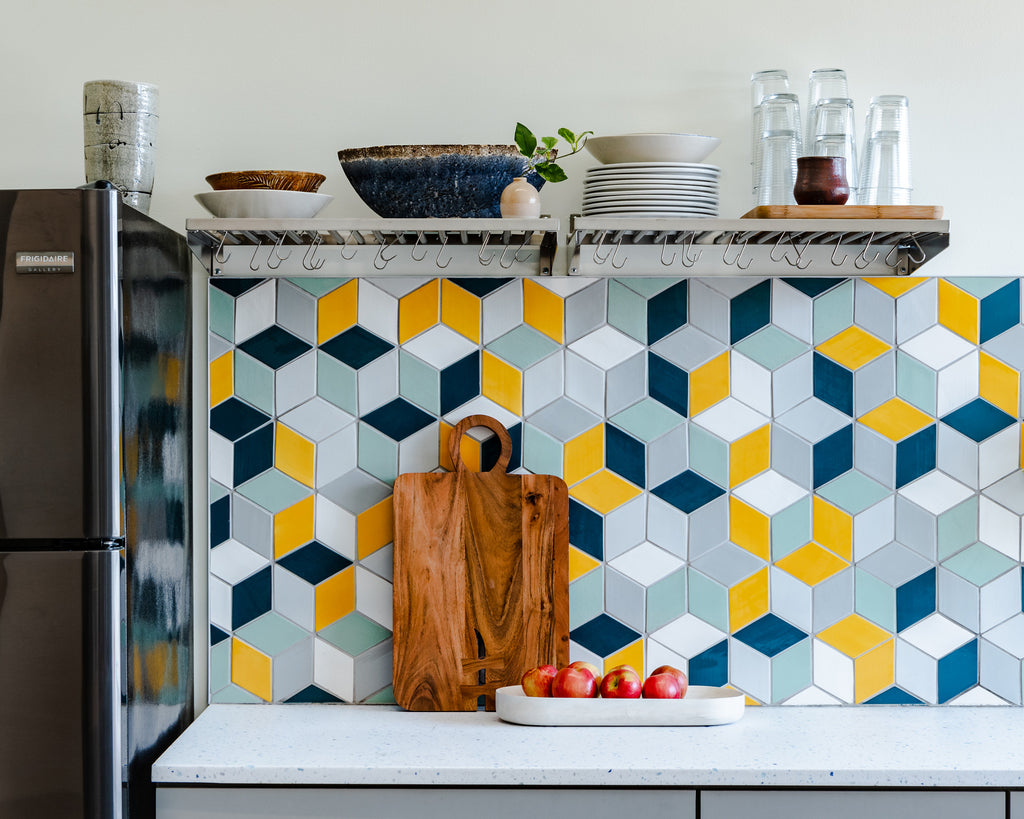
(514, 123), (593, 183)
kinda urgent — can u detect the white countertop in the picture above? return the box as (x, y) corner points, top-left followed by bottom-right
(153, 704), (1024, 788)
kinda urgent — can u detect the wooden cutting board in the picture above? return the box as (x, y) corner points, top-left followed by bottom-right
(742, 205), (944, 219)
(392, 414), (569, 711)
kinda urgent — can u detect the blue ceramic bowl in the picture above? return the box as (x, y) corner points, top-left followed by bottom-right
(337, 144), (543, 219)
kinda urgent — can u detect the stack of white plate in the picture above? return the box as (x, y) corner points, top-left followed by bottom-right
(581, 162), (720, 217)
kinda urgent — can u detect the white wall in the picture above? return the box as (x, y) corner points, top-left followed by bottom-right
(0, 0), (1017, 275)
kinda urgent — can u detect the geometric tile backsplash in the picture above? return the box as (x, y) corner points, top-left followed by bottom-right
(208, 274), (1024, 706)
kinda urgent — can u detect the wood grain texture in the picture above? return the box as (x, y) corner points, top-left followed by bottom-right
(741, 205), (943, 219)
(392, 415), (568, 711)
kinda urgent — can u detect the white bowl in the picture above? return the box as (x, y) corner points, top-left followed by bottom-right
(585, 133), (722, 165)
(194, 189), (333, 218)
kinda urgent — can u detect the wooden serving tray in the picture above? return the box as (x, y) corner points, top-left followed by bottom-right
(495, 685), (745, 727)
(742, 205), (943, 220)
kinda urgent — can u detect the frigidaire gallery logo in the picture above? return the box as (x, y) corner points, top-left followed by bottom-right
(15, 251), (75, 274)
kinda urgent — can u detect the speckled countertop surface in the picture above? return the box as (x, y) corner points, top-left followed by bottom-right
(152, 704), (1024, 788)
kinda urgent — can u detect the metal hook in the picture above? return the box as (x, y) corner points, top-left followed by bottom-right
(770, 232), (792, 263)
(884, 238), (903, 269)
(435, 233), (452, 269)
(721, 233), (752, 270)
(373, 237), (397, 270)
(302, 233), (325, 270)
(340, 231), (358, 261)
(249, 241), (262, 272)
(787, 236), (813, 270)
(831, 233), (849, 266)
(478, 232), (496, 265)
(499, 234), (533, 269)
(660, 235), (677, 266)
(678, 232), (703, 268)
(608, 235), (628, 269)
(214, 233), (231, 263)
(411, 231), (429, 262)
(592, 231), (612, 264)
(266, 234), (290, 270)
(907, 233), (928, 264)
(854, 232), (880, 270)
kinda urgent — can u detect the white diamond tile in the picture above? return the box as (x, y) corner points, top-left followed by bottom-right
(314, 496), (356, 560)
(776, 397), (850, 442)
(604, 496), (647, 561)
(313, 639), (355, 702)
(782, 686), (842, 705)
(979, 496), (1021, 560)
(568, 326), (644, 370)
(693, 397), (769, 442)
(403, 325), (478, 369)
(937, 352), (980, 417)
(234, 280), (276, 343)
(276, 352), (317, 415)
(273, 565), (314, 631)
(984, 613), (1024, 657)
(899, 472), (974, 515)
(649, 613), (726, 657)
(210, 539), (270, 584)
(441, 396), (521, 430)
(357, 350), (399, 414)
(355, 566), (393, 630)
(900, 325), (974, 370)
(564, 351), (604, 415)
(531, 276), (597, 297)
(208, 576), (232, 631)
(608, 541), (685, 586)
(281, 396), (354, 442)
(948, 687), (1005, 705)
(357, 281), (398, 343)
(315, 426), (358, 488)
(900, 613), (974, 658)
(812, 639), (853, 702)
(730, 352), (771, 417)
(733, 470), (807, 515)
(481, 281), (522, 345)
(773, 279), (813, 343)
(647, 495), (688, 559)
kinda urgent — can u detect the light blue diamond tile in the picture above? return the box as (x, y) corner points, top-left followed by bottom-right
(611, 398), (685, 442)
(650, 324), (726, 371)
(854, 278), (897, 344)
(317, 351), (357, 415)
(771, 495), (811, 560)
(647, 494), (688, 559)
(398, 350), (439, 414)
(237, 469), (311, 515)
(278, 280), (317, 343)
(357, 423), (399, 485)
(235, 280), (276, 344)
(565, 280), (606, 345)
(528, 397), (600, 443)
(487, 324), (560, 370)
(522, 423), (563, 478)
(734, 325), (808, 370)
(272, 638), (314, 701)
(569, 567), (605, 630)
(287, 277), (350, 298)
(897, 350), (937, 415)
(608, 279), (648, 343)
(236, 612), (309, 657)
(209, 289), (235, 341)
(688, 423), (728, 488)
(687, 568), (729, 632)
(817, 470), (890, 514)
(605, 567), (646, 633)
(812, 279), (854, 345)
(276, 352), (316, 416)
(232, 493), (273, 559)
(209, 639), (231, 694)
(235, 351), (274, 414)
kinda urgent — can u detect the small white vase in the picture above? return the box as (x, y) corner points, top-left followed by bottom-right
(500, 176), (541, 218)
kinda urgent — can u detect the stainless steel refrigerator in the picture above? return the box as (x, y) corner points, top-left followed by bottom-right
(0, 186), (193, 819)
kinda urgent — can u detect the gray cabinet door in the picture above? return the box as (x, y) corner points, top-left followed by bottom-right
(157, 787), (697, 819)
(702, 790), (1005, 819)
(1011, 791), (1022, 819)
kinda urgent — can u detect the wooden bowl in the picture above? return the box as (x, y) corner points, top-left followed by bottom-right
(205, 170), (326, 193)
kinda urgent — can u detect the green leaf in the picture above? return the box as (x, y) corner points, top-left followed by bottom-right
(541, 136), (558, 150)
(514, 122), (537, 158)
(557, 127), (576, 144)
(535, 162), (568, 183)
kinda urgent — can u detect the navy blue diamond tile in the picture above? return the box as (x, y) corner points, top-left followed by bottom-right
(482, 421), (521, 472)
(689, 639), (728, 686)
(651, 470), (726, 514)
(896, 568), (936, 632)
(440, 351), (480, 415)
(733, 613), (807, 657)
(210, 397), (271, 442)
(866, 686), (925, 705)
(238, 325), (312, 370)
(234, 424), (274, 485)
(210, 495), (230, 548)
(814, 425), (852, 488)
(448, 278), (512, 297)
(285, 684), (344, 704)
(649, 352), (688, 417)
(813, 352), (853, 416)
(209, 277), (265, 297)
(896, 425), (936, 488)
(569, 498), (603, 560)
(320, 326), (395, 369)
(730, 279), (771, 344)
(938, 638), (978, 703)
(231, 565), (272, 630)
(980, 279), (1020, 344)
(941, 399), (1016, 442)
(782, 277), (847, 298)
(570, 613), (640, 657)
(647, 279), (687, 344)
(362, 397), (435, 441)
(277, 541), (353, 585)
(210, 624), (231, 646)
(606, 425), (645, 488)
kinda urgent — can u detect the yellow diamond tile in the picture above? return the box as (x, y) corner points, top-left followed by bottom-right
(523, 279), (564, 344)
(981, 351), (1019, 417)
(775, 542), (849, 586)
(690, 351), (730, 416)
(315, 565), (355, 630)
(231, 638), (271, 702)
(730, 497), (770, 561)
(275, 422), (315, 487)
(481, 350), (522, 416)
(441, 279), (481, 344)
(564, 424), (604, 486)
(569, 545), (601, 581)
(729, 566), (769, 631)
(854, 639), (894, 703)
(440, 422), (485, 473)
(858, 397), (932, 441)
(605, 640), (643, 674)
(357, 495), (394, 559)
(815, 326), (890, 371)
(938, 278), (979, 343)
(863, 278), (926, 298)
(570, 469), (642, 515)
(317, 280), (358, 344)
(818, 613), (890, 658)
(209, 351), (233, 408)
(274, 495), (315, 559)
(731, 424), (770, 487)
(399, 279), (439, 343)
(812, 496), (852, 561)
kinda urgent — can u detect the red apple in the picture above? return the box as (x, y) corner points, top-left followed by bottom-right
(521, 664), (558, 697)
(606, 663), (639, 678)
(551, 665), (598, 698)
(599, 666), (642, 699)
(650, 664), (688, 698)
(642, 672), (683, 699)
(569, 660), (603, 690)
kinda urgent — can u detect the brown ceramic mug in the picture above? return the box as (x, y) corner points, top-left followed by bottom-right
(793, 156), (849, 205)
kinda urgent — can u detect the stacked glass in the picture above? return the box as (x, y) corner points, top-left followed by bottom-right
(808, 97), (859, 205)
(754, 93), (801, 206)
(750, 70), (791, 194)
(860, 95), (911, 205)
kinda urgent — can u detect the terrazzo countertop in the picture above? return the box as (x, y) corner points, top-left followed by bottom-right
(153, 703), (1024, 788)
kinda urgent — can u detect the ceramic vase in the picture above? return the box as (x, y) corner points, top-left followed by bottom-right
(500, 176), (541, 218)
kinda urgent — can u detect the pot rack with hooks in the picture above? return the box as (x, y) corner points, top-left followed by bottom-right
(567, 216), (949, 276)
(185, 218), (560, 277)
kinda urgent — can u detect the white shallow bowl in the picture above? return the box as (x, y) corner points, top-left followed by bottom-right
(495, 685), (744, 726)
(195, 189), (333, 218)
(586, 133), (722, 165)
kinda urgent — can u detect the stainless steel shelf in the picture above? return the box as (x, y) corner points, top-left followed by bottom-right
(186, 217), (560, 277)
(568, 216), (950, 277)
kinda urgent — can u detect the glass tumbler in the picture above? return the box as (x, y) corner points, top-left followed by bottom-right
(756, 129), (799, 206)
(859, 131), (912, 205)
(751, 70), (790, 191)
(808, 97), (859, 204)
(754, 93), (802, 197)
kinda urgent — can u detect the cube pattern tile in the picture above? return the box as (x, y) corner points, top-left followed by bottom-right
(209, 275), (1024, 705)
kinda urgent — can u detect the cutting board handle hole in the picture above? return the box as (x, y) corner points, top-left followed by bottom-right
(448, 414), (512, 474)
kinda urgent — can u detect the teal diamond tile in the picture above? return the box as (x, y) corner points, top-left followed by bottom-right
(613, 277), (679, 299)
(358, 422), (399, 485)
(897, 350), (937, 415)
(646, 567), (687, 632)
(687, 424), (728, 488)
(812, 279), (855, 345)
(399, 350), (439, 414)
(816, 470), (890, 514)
(937, 497), (978, 561)
(943, 542), (1017, 586)
(287, 277), (351, 297)
(486, 325), (560, 369)
(611, 398), (685, 442)
(688, 569), (728, 632)
(771, 495), (811, 560)
(608, 279), (647, 343)
(947, 277), (1013, 299)
(237, 469), (311, 514)
(855, 566), (896, 630)
(210, 287), (235, 341)
(734, 325), (808, 370)
(209, 639), (231, 694)
(317, 350), (357, 415)
(319, 612), (391, 655)
(569, 566), (605, 630)
(235, 612), (309, 656)
(523, 423), (563, 477)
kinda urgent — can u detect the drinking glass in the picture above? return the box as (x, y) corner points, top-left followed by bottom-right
(754, 93), (801, 197)
(806, 69), (848, 147)
(751, 70), (790, 191)
(755, 129), (799, 206)
(808, 97), (858, 204)
(860, 95), (911, 205)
